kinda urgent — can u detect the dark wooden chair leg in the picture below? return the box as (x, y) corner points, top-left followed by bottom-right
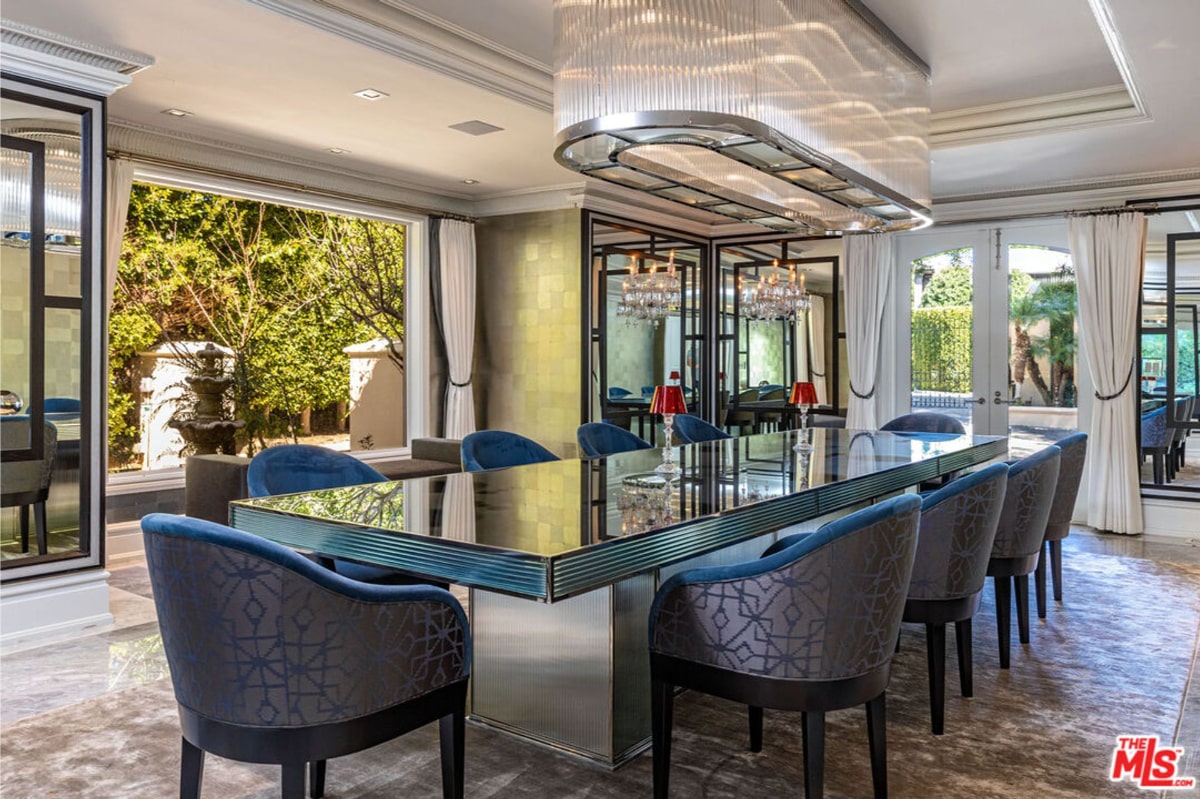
(1050, 540), (1064, 602)
(865, 694), (887, 799)
(282, 762), (305, 799)
(34, 501), (48, 556)
(955, 618), (973, 698)
(925, 623), (946, 735)
(19, 505), (30, 553)
(748, 706), (763, 752)
(994, 575), (1011, 669)
(1015, 575), (1031, 645)
(652, 679), (675, 799)
(801, 711), (825, 799)
(1034, 544), (1048, 619)
(308, 760), (326, 799)
(180, 738), (204, 799)
(439, 709), (465, 799)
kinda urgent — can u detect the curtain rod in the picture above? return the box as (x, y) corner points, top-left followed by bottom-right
(930, 199), (1200, 228)
(107, 149), (478, 223)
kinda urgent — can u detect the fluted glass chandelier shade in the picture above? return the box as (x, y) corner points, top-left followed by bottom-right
(0, 130), (81, 240)
(554, 0), (931, 233)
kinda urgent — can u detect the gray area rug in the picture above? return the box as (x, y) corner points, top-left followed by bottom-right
(3, 551), (1198, 798)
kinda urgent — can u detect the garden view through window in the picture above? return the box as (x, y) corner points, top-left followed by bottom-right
(109, 184), (408, 473)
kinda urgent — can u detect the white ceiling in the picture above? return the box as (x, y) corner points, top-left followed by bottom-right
(2, 0), (1198, 216)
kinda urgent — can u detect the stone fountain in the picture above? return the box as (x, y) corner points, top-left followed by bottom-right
(168, 342), (244, 455)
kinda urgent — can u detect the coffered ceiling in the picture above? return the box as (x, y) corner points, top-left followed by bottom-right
(2, 0), (1197, 220)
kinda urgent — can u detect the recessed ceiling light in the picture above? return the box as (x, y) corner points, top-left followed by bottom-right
(162, 108), (192, 118)
(462, 179), (479, 185)
(449, 120), (504, 136)
(353, 88), (389, 101)
(327, 147), (351, 154)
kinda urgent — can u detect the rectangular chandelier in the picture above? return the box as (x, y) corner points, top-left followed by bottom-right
(553, 0), (932, 233)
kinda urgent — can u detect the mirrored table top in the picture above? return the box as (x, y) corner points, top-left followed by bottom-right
(231, 428), (1006, 601)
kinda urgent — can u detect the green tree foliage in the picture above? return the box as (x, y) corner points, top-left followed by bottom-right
(920, 264), (973, 308)
(1009, 266), (1077, 407)
(109, 184), (405, 467)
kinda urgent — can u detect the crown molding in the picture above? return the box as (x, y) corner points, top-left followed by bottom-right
(0, 18), (154, 97)
(108, 118), (472, 216)
(242, 0), (552, 112)
(931, 84), (1146, 148)
(932, 170), (1200, 223)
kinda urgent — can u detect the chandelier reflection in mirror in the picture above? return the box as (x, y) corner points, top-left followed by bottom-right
(741, 261), (810, 322)
(617, 250), (681, 325)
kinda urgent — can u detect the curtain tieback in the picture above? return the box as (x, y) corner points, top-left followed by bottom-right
(849, 380), (875, 400)
(811, 369), (826, 378)
(1094, 364), (1133, 401)
(451, 379), (472, 388)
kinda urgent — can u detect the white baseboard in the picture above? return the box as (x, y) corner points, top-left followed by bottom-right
(1142, 497), (1200, 542)
(0, 569), (114, 651)
(105, 520), (147, 564)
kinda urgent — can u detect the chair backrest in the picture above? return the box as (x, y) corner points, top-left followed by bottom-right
(608, 386), (632, 399)
(672, 414), (731, 444)
(759, 387), (787, 401)
(1044, 433), (1088, 539)
(736, 388), (759, 403)
(460, 430), (560, 472)
(992, 445), (1061, 559)
(650, 493), (921, 681)
(641, 386), (655, 397)
(247, 444), (386, 498)
(141, 513), (469, 729)
(0, 418), (58, 498)
(1141, 406), (1171, 448)
(909, 462), (1008, 601)
(44, 397), (81, 413)
(577, 422), (651, 458)
(1171, 397), (1192, 445)
(880, 412), (966, 435)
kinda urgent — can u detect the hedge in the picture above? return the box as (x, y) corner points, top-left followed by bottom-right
(912, 306), (972, 392)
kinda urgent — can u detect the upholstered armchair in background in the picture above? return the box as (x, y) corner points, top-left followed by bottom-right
(460, 430), (559, 472)
(648, 494), (922, 799)
(576, 422), (651, 458)
(880, 412), (966, 435)
(671, 414), (731, 444)
(141, 513), (471, 799)
(0, 417), (58, 555)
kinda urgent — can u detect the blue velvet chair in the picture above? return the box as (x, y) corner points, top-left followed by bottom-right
(987, 445), (1060, 669)
(460, 430), (559, 472)
(880, 412), (966, 435)
(0, 418), (57, 555)
(608, 386), (633, 399)
(1140, 407), (1172, 485)
(671, 414), (731, 444)
(43, 397), (81, 413)
(1035, 433), (1087, 618)
(248, 445), (414, 585)
(903, 463), (1008, 734)
(649, 494), (922, 799)
(576, 422), (651, 458)
(141, 513), (470, 799)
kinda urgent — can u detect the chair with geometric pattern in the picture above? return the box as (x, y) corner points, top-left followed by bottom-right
(902, 462), (1008, 735)
(141, 513), (471, 799)
(0, 417), (58, 556)
(248, 444), (416, 586)
(987, 445), (1060, 669)
(1035, 433), (1087, 619)
(648, 493), (923, 799)
(576, 422), (652, 458)
(460, 430), (559, 472)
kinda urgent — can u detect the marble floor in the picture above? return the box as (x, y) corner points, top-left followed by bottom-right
(2, 528), (1199, 798)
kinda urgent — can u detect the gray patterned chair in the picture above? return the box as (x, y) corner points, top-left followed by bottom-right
(648, 493), (922, 799)
(903, 462), (1008, 735)
(1035, 433), (1087, 618)
(141, 513), (471, 799)
(0, 418), (57, 555)
(987, 445), (1060, 669)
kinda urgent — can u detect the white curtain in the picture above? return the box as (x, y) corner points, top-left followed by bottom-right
(807, 294), (828, 405)
(442, 472), (477, 542)
(843, 233), (894, 429)
(105, 158), (135, 309)
(438, 219), (477, 439)
(1069, 212), (1146, 534)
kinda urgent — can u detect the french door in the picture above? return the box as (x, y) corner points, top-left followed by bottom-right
(895, 222), (1084, 447)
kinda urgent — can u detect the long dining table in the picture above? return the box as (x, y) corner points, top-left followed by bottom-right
(230, 427), (1006, 767)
